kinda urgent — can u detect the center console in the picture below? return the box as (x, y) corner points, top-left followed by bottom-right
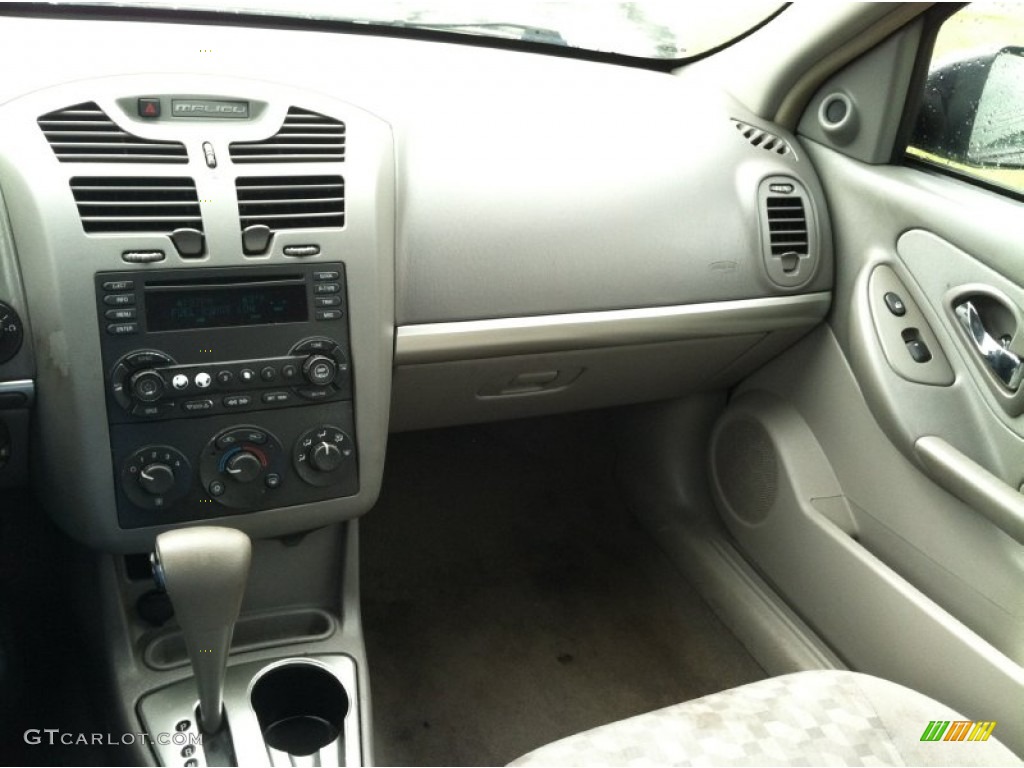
(0, 74), (396, 767)
(96, 263), (360, 528)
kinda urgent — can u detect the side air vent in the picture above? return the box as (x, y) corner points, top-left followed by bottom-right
(229, 108), (346, 163)
(757, 177), (816, 289)
(733, 119), (791, 157)
(765, 197), (808, 256)
(38, 102), (188, 163)
(70, 177), (201, 234)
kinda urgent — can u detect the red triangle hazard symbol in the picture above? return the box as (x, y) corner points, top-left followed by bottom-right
(144, 103), (157, 115)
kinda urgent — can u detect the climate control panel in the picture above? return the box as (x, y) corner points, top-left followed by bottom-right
(110, 409), (359, 528)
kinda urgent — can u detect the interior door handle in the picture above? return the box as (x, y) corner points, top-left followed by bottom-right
(915, 435), (1024, 545)
(953, 299), (1024, 390)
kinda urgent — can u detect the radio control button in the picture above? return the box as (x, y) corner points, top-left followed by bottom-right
(314, 283), (340, 295)
(296, 340), (333, 355)
(223, 395), (252, 408)
(240, 369), (256, 383)
(295, 386), (331, 401)
(315, 296), (342, 308)
(282, 364), (298, 380)
(132, 402), (175, 418)
(171, 373), (189, 391)
(261, 391), (292, 405)
(183, 399), (214, 412)
(125, 351), (173, 369)
(314, 271), (339, 281)
(303, 355), (337, 386)
(131, 370), (166, 403)
(104, 293), (135, 306)
(102, 280), (135, 292)
(106, 322), (139, 335)
(260, 366), (277, 382)
(105, 308), (137, 321)
(216, 370), (234, 386)
(194, 372), (212, 389)
(315, 310), (342, 322)
(112, 383), (131, 410)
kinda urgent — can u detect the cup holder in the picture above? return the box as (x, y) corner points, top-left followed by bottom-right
(250, 661), (349, 757)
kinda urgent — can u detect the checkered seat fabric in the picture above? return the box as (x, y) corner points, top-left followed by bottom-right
(508, 671), (1021, 767)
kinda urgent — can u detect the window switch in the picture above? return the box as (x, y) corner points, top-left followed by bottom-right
(906, 338), (932, 363)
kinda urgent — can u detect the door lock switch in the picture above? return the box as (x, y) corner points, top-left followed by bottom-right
(884, 292), (907, 317)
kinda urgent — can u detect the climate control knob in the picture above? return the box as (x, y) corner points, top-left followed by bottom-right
(311, 441), (344, 473)
(224, 451), (262, 484)
(120, 446), (191, 510)
(293, 425), (356, 488)
(302, 355), (337, 387)
(138, 462), (175, 495)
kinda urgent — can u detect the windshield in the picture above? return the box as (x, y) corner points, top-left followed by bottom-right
(48, 0), (787, 60)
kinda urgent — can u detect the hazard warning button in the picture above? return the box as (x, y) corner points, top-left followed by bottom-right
(138, 98), (161, 118)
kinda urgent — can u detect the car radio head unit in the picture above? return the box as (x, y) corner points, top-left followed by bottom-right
(94, 263), (359, 529)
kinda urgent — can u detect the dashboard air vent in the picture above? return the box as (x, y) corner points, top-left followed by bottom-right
(758, 177), (815, 289)
(38, 102), (188, 163)
(229, 108), (346, 163)
(764, 196), (808, 256)
(70, 177), (202, 234)
(236, 176), (345, 232)
(733, 120), (791, 156)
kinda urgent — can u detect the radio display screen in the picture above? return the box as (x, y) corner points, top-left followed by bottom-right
(146, 283), (308, 331)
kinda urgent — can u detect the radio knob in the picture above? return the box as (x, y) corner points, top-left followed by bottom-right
(138, 463), (176, 496)
(224, 451), (262, 484)
(310, 442), (343, 473)
(302, 355), (337, 387)
(130, 370), (166, 403)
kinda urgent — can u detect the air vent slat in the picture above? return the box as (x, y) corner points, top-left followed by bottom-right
(38, 102), (187, 163)
(764, 193), (808, 256)
(235, 175), (345, 238)
(70, 176), (202, 236)
(732, 119), (792, 157)
(229, 107), (345, 163)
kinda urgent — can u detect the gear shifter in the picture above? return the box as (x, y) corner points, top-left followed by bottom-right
(152, 527), (252, 734)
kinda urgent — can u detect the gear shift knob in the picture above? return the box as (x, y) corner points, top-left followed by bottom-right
(153, 527), (252, 734)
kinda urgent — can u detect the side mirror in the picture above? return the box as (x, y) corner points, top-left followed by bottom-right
(914, 46), (1024, 169)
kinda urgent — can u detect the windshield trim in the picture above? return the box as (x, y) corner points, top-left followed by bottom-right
(0, 1), (788, 72)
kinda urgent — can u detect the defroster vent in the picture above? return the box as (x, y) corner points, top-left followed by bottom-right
(38, 102), (187, 163)
(70, 177), (201, 235)
(229, 107), (346, 163)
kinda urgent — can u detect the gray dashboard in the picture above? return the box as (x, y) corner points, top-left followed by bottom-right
(0, 12), (833, 550)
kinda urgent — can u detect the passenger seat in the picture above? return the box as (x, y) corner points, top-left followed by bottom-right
(509, 671), (1021, 766)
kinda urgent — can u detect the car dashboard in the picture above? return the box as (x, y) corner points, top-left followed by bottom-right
(0, 11), (831, 553)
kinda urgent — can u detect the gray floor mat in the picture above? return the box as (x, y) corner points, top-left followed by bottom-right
(361, 415), (765, 767)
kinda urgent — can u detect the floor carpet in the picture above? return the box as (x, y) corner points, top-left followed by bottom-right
(361, 413), (765, 767)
